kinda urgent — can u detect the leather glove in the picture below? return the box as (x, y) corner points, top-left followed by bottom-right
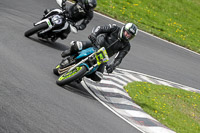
(106, 64), (115, 73)
(88, 33), (97, 44)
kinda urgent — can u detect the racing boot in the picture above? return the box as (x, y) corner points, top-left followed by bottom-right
(61, 41), (83, 58)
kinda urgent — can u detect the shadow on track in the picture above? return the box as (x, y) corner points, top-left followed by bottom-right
(27, 36), (94, 99)
(27, 37), (70, 51)
(62, 81), (94, 99)
(51, 75), (94, 99)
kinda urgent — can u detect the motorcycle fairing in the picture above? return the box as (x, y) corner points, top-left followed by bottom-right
(76, 47), (96, 59)
(95, 47), (109, 65)
(34, 18), (53, 34)
(53, 20), (69, 32)
(44, 9), (63, 18)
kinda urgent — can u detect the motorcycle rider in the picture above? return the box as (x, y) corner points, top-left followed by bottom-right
(44, 0), (97, 40)
(60, 23), (138, 82)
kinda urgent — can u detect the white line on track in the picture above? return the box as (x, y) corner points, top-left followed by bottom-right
(139, 75), (157, 84)
(86, 82), (130, 97)
(81, 80), (146, 133)
(103, 75), (127, 85)
(116, 68), (199, 92)
(100, 80), (124, 89)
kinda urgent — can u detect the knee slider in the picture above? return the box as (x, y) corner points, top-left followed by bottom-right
(70, 41), (83, 52)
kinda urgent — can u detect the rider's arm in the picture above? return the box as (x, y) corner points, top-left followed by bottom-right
(64, 0), (78, 17)
(112, 42), (131, 68)
(76, 11), (93, 30)
(91, 24), (118, 37)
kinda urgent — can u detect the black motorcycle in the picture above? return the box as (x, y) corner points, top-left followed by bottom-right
(24, 0), (77, 42)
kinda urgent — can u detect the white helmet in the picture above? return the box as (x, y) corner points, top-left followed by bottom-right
(120, 23), (138, 40)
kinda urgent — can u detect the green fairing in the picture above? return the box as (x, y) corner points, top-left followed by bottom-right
(56, 65), (60, 69)
(95, 49), (109, 65)
(47, 21), (51, 26)
(99, 54), (103, 60)
(58, 67), (82, 81)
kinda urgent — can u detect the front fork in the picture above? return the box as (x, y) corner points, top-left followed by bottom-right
(35, 9), (64, 35)
(34, 18), (53, 34)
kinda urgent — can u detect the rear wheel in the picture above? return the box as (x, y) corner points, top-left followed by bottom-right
(53, 57), (75, 76)
(53, 64), (61, 76)
(24, 23), (48, 37)
(56, 66), (87, 86)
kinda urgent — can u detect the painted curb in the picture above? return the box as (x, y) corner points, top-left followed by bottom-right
(80, 67), (200, 133)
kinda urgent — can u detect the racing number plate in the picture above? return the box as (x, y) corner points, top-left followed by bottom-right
(95, 47), (109, 65)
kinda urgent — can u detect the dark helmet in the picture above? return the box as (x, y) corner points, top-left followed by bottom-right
(120, 23), (138, 40)
(84, 0), (97, 10)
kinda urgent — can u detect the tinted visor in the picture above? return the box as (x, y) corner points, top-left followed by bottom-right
(124, 30), (134, 40)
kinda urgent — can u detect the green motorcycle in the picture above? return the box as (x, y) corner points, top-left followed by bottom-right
(54, 47), (109, 86)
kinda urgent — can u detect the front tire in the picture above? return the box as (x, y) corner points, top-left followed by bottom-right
(24, 23), (48, 37)
(56, 66), (87, 86)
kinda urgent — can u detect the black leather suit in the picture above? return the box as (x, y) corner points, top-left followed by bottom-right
(84, 24), (131, 69)
(81, 24), (131, 81)
(66, 0), (94, 30)
(45, 0), (94, 39)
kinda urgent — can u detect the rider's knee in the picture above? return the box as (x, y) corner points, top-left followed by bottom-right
(70, 41), (83, 52)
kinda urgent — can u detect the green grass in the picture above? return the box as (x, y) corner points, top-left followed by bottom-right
(95, 0), (200, 53)
(124, 82), (200, 133)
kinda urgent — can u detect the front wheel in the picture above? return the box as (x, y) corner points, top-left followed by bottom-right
(56, 66), (87, 86)
(24, 23), (48, 37)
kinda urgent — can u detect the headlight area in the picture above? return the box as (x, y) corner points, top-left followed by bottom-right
(51, 15), (63, 25)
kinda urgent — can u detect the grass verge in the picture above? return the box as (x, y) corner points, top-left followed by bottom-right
(96, 0), (200, 53)
(124, 81), (200, 133)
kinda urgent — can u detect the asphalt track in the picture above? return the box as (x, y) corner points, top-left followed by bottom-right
(0, 0), (200, 133)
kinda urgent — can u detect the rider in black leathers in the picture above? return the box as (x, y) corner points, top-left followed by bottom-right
(61, 23), (138, 81)
(44, 0), (97, 39)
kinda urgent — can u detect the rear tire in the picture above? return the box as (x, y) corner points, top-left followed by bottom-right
(53, 64), (60, 76)
(24, 23), (48, 37)
(56, 66), (87, 86)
